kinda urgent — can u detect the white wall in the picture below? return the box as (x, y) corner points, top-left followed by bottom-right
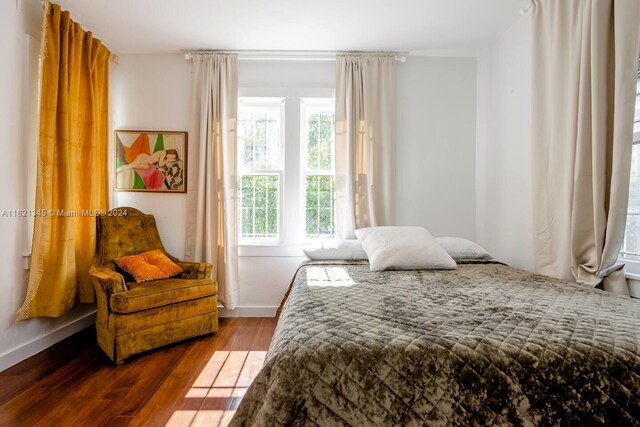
(475, 14), (534, 271)
(111, 56), (479, 314)
(112, 55), (193, 258)
(0, 0), (96, 371)
(395, 57), (477, 239)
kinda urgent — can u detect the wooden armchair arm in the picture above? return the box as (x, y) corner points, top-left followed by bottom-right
(89, 266), (127, 295)
(176, 261), (214, 280)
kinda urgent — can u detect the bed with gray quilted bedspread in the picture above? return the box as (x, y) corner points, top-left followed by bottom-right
(230, 260), (640, 426)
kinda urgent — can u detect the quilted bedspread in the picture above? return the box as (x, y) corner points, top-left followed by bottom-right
(230, 260), (640, 426)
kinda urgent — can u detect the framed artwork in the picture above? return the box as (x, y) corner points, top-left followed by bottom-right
(114, 130), (187, 193)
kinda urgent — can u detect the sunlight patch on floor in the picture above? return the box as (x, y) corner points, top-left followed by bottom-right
(165, 410), (198, 427)
(166, 350), (268, 427)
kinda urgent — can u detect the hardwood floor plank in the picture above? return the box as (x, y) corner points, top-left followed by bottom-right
(0, 376), (35, 409)
(99, 415), (134, 427)
(0, 328), (96, 405)
(252, 317), (278, 351)
(0, 317), (277, 427)
(211, 351), (248, 389)
(32, 398), (115, 427)
(222, 397), (244, 426)
(0, 387), (50, 426)
(236, 350), (267, 394)
(189, 350), (230, 392)
(106, 344), (188, 416)
(217, 318), (276, 426)
(164, 409), (200, 427)
(130, 319), (238, 427)
(189, 318), (264, 426)
(0, 348), (105, 426)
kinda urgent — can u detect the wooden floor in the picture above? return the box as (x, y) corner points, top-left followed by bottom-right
(0, 317), (277, 427)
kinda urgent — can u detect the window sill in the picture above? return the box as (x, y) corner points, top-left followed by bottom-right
(239, 244), (309, 258)
(618, 257), (640, 298)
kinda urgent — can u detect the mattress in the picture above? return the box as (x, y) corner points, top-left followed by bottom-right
(230, 260), (640, 426)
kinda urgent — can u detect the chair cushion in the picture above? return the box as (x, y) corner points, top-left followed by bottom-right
(108, 295), (217, 334)
(115, 250), (183, 283)
(110, 278), (218, 314)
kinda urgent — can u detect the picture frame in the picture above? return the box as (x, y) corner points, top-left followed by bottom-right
(114, 130), (188, 193)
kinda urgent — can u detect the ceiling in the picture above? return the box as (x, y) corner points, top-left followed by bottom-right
(54, 0), (523, 54)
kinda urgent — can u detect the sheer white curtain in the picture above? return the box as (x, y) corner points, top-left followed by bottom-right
(335, 54), (395, 239)
(532, 0), (640, 295)
(185, 53), (239, 309)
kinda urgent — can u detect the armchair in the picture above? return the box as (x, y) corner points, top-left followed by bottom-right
(90, 207), (218, 363)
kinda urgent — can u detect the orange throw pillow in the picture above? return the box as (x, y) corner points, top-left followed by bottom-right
(115, 250), (183, 283)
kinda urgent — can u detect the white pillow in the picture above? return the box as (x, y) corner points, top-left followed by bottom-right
(303, 240), (368, 260)
(354, 226), (456, 272)
(435, 237), (491, 259)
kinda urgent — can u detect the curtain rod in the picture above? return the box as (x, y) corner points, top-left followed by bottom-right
(182, 50), (408, 63)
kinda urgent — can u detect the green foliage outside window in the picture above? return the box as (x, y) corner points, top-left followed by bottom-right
(306, 175), (335, 237)
(305, 110), (335, 238)
(240, 175), (279, 238)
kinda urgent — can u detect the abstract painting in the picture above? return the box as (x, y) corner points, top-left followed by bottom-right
(114, 130), (187, 193)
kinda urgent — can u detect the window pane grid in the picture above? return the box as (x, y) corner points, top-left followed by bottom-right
(305, 174), (335, 238)
(240, 174), (280, 239)
(303, 100), (336, 239)
(305, 110), (335, 172)
(238, 98), (283, 241)
(239, 107), (281, 171)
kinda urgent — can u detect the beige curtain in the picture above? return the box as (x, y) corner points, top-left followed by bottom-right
(335, 55), (395, 239)
(17, 2), (110, 319)
(532, 0), (640, 294)
(185, 53), (239, 310)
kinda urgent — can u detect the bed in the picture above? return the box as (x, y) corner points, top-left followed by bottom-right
(230, 259), (640, 426)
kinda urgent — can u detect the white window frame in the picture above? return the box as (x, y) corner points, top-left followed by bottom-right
(237, 97), (286, 245)
(237, 88), (334, 257)
(618, 71), (640, 297)
(300, 97), (336, 241)
(634, 71), (640, 145)
(620, 73), (640, 259)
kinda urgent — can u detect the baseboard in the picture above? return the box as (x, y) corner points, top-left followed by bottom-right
(218, 305), (278, 317)
(0, 305), (275, 371)
(0, 310), (96, 373)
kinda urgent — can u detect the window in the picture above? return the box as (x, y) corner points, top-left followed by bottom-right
(237, 98), (285, 242)
(236, 92), (335, 247)
(301, 98), (336, 239)
(621, 72), (640, 258)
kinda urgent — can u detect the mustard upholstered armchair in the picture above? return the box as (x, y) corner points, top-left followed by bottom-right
(89, 207), (218, 363)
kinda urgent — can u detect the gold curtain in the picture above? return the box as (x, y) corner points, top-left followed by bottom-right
(17, 2), (110, 319)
